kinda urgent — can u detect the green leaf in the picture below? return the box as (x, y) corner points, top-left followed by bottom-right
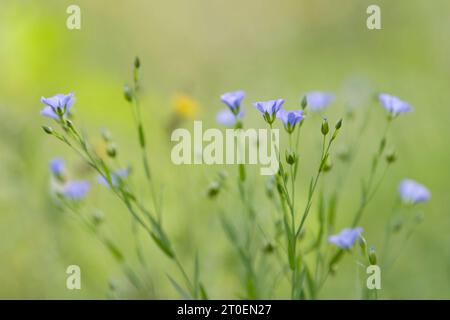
(104, 239), (124, 262)
(138, 124), (146, 148)
(150, 232), (175, 259)
(199, 283), (209, 300)
(194, 253), (200, 299)
(167, 275), (191, 299)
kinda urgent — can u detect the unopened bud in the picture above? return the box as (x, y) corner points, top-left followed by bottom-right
(263, 241), (275, 253)
(285, 149), (297, 165)
(335, 118), (343, 130)
(368, 247), (377, 265)
(322, 157), (333, 172)
(301, 95), (307, 109)
(123, 84), (133, 102)
(134, 56), (141, 69)
(321, 119), (329, 135)
(42, 126), (53, 134)
(359, 236), (367, 255)
(386, 150), (396, 163)
(66, 119), (74, 129)
(206, 181), (220, 198)
(106, 144), (117, 158)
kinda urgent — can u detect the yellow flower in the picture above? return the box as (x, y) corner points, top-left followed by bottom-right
(172, 93), (199, 119)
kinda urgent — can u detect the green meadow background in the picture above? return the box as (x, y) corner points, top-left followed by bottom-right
(0, 0), (449, 299)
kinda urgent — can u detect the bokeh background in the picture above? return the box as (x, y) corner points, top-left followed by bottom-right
(0, 0), (449, 299)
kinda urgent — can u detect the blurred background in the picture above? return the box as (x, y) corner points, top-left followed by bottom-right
(0, 0), (449, 299)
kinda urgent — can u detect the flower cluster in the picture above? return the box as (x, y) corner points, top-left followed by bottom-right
(40, 57), (432, 300)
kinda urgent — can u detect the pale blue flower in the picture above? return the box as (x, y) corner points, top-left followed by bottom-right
(378, 93), (412, 115)
(62, 180), (89, 200)
(216, 108), (244, 127)
(328, 227), (363, 249)
(97, 168), (130, 187)
(398, 179), (430, 204)
(40, 93), (75, 120)
(305, 92), (334, 112)
(254, 99), (284, 124)
(220, 90), (245, 114)
(277, 109), (305, 133)
(49, 158), (65, 176)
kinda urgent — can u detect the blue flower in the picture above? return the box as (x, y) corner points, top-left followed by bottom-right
(304, 92), (334, 112)
(62, 180), (89, 200)
(97, 168), (130, 187)
(277, 109), (305, 133)
(220, 90), (245, 114)
(49, 158), (65, 176)
(398, 179), (430, 204)
(378, 93), (412, 115)
(328, 227), (363, 249)
(40, 93), (75, 120)
(254, 99), (285, 125)
(216, 108), (244, 127)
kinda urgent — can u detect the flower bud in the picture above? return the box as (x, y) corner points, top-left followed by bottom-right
(386, 149), (397, 163)
(368, 247), (377, 265)
(206, 181), (221, 198)
(321, 118), (329, 135)
(322, 157), (333, 172)
(66, 119), (74, 129)
(42, 126), (53, 134)
(263, 241), (275, 253)
(106, 144), (117, 158)
(359, 236), (367, 255)
(285, 149), (297, 165)
(134, 56), (141, 69)
(335, 118), (343, 130)
(301, 95), (307, 109)
(123, 84), (133, 102)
